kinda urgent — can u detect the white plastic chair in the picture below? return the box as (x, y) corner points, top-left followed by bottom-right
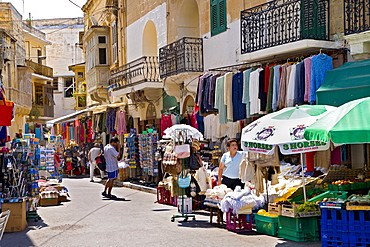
(0, 210), (10, 240)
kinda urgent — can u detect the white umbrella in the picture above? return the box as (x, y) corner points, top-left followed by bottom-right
(241, 105), (336, 201)
(163, 124), (203, 140)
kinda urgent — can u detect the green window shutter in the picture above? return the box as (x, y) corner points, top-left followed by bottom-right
(210, 0), (227, 36)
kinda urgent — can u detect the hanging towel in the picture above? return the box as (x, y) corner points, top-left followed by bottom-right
(242, 69), (252, 118)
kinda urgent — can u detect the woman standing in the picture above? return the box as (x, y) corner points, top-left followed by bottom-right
(217, 139), (244, 190)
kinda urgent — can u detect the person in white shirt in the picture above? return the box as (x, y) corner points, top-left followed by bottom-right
(102, 137), (121, 199)
(88, 143), (104, 182)
(218, 139), (245, 190)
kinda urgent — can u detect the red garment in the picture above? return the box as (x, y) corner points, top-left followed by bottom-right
(306, 152), (316, 172)
(161, 114), (173, 136)
(264, 64), (277, 93)
(190, 112), (198, 129)
(330, 147), (341, 165)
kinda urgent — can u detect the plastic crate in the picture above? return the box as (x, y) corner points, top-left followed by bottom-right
(348, 232), (370, 247)
(177, 197), (192, 213)
(226, 210), (253, 232)
(309, 191), (348, 202)
(321, 230), (350, 247)
(337, 184), (352, 191)
(289, 189), (325, 203)
(171, 196), (178, 207)
(156, 187), (171, 205)
(348, 210), (370, 232)
(254, 214), (279, 236)
(277, 216), (320, 241)
(321, 209), (348, 231)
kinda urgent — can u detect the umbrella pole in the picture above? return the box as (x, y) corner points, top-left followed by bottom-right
(300, 153), (307, 202)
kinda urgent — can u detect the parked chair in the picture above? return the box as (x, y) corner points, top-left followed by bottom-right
(0, 210), (10, 241)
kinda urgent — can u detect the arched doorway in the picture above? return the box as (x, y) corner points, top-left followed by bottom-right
(142, 21), (158, 56)
(178, 0), (200, 38)
(182, 95), (195, 114)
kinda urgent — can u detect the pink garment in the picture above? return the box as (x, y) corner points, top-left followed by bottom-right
(161, 114), (173, 136)
(330, 147), (341, 165)
(190, 112), (199, 129)
(115, 111), (127, 135)
(304, 57), (313, 102)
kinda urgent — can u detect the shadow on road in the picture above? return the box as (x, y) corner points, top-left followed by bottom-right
(275, 240), (322, 247)
(102, 197), (129, 201)
(152, 209), (171, 212)
(176, 219), (218, 228)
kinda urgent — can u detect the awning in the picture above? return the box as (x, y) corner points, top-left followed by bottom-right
(46, 106), (96, 126)
(92, 102), (126, 113)
(317, 59), (370, 107)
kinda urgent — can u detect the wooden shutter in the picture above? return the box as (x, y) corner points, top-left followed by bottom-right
(210, 0), (227, 36)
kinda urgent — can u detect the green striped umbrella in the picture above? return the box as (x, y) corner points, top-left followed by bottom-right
(304, 97), (370, 144)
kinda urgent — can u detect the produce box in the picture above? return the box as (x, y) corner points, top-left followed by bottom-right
(346, 202), (370, 210)
(268, 203), (282, 215)
(309, 191), (348, 203)
(278, 216), (320, 242)
(289, 189), (325, 203)
(2, 200), (27, 232)
(39, 198), (58, 206)
(282, 204), (320, 218)
(254, 213), (279, 236)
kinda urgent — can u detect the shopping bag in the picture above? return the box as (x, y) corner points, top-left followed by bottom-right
(174, 144), (190, 159)
(178, 174), (191, 188)
(0, 90), (14, 126)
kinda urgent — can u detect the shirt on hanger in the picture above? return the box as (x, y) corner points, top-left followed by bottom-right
(214, 76), (228, 124)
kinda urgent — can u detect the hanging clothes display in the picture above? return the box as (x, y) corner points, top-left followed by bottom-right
(310, 54), (333, 104)
(249, 68), (263, 115)
(231, 72), (246, 121)
(242, 68), (252, 118)
(214, 76), (228, 124)
(115, 110), (127, 135)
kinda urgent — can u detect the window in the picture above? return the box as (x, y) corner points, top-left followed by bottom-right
(99, 48), (107, 64)
(52, 78), (58, 91)
(64, 77), (74, 97)
(112, 21), (118, 63)
(78, 72), (84, 78)
(35, 85), (43, 105)
(210, 0), (227, 36)
(98, 36), (106, 44)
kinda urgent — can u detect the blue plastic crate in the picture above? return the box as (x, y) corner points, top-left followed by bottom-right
(321, 230), (350, 247)
(348, 232), (370, 247)
(348, 210), (370, 232)
(321, 209), (348, 231)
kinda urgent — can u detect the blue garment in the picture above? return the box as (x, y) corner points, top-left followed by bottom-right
(294, 61), (305, 105)
(232, 72), (246, 121)
(310, 54), (333, 104)
(221, 151), (243, 179)
(106, 109), (117, 134)
(196, 113), (204, 134)
(242, 69), (252, 118)
(272, 65), (281, 111)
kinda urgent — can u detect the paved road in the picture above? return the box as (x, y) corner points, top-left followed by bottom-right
(1, 178), (321, 247)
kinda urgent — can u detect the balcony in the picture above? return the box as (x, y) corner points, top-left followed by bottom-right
(159, 37), (204, 79)
(26, 60), (53, 78)
(22, 22), (47, 40)
(344, 0), (370, 35)
(241, 0), (330, 54)
(5, 87), (32, 114)
(110, 56), (160, 91)
(31, 104), (54, 119)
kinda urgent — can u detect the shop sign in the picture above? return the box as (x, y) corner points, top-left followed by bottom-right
(242, 141), (275, 155)
(278, 141), (329, 155)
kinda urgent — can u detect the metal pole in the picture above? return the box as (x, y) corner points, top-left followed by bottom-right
(300, 153), (307, 202)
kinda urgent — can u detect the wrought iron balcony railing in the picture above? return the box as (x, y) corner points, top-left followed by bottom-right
(159, 37), (204, 78)
(109, 56), (160, 91)
(241, 0), (330, 54)
(344, 0), (370, 35)
(25, 60), (53, 78)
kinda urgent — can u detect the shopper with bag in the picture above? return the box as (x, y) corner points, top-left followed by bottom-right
(88, 143), (105, 182)
(102, 137), (121, 199)
(217, 139), (245, 190)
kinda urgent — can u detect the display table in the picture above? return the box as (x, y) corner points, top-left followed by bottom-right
(206, 204), (224, 225)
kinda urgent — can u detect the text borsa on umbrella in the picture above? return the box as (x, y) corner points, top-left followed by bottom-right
(282, 141), (327, 150)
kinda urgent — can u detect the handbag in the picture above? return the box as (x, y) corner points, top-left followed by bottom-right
(162, 142), (182, 175)
(173, 131), (190, 159)
(0, 90), (14, 126)
(178, 172), (191, 188)
(189, 150), (202, 170)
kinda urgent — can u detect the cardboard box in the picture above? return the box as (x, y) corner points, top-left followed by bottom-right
(2, 201), (27, 232)
(58, 193), (69, 202)
(39, 198), (58, 206)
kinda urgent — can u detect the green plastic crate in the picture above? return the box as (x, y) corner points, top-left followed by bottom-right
(278, 230), (320, 242)
(308, 191), (348, 203)
(254, 214), (279, 236)
(337, 183), (351, 191)
(278, 216), (320, 238)
(289, 189), (325, 203)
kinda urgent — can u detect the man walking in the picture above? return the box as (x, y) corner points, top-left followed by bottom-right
(102, 137), (121, 199)
(88, 143), (104, 182)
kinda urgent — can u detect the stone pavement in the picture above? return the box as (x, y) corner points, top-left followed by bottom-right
(1, 177), (322, 247)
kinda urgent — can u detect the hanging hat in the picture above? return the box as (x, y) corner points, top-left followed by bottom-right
(192, 138), (200, 150)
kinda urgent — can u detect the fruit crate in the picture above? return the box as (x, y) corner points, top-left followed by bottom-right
(321, 209), (348, 231)
(346, 202), (370, 211)
(277, 216), (320, 242)
(254, 213), (279, 236)
(348, 232), (370, 247)
(226, 210), (253, 232)
(347, 210), (370, 232)
(268, 203), (282, 215)
(281, 204), (320, 218)
(309, 191), (348, 203)
(157, 187), (171, 205)
(321, 230), (350, 247)
(289, 189), (325, 203)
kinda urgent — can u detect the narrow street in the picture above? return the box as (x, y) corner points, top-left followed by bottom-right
(1, 178), (321, 247)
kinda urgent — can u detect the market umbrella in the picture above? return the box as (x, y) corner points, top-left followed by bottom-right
(163, 124), (203, 140)
(241, 105), (336, 155)
(241, 105), (336, 201)
(304, 97), (370, 144)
